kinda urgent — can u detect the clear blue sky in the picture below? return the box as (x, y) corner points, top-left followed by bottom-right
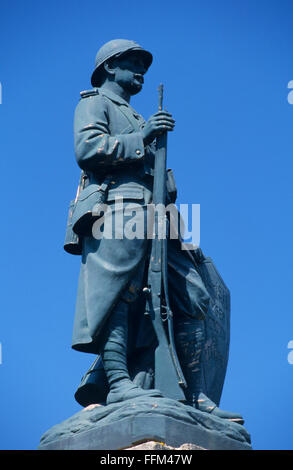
(0, 0), (292, 450)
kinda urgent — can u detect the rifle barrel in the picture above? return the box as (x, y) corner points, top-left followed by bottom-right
(158, 84), (164, 111)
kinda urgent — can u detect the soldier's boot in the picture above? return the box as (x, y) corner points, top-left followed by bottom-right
(100, 299), (163, 405)
(174, 316), (244, 424)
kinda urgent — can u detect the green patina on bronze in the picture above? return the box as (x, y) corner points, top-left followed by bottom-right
(62, 39), (247, 434)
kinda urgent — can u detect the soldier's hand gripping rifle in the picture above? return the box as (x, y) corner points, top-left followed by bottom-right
(144, 85), (187, 401)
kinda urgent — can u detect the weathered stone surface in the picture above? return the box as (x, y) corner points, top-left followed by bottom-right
(124, 441), (205, 450)
(39, 396), (251, 450)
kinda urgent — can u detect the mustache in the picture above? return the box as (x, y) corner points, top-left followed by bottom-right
(134, 74), (144, 84)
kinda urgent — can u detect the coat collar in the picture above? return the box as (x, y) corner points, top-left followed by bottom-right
(99, 87), (145, 123)
(99, 87), (130, 107)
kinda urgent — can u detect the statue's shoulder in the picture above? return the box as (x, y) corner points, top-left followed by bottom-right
(79, 87), (100, 99)
(75, 88), (107, 120)
(76, 88), (104, 114)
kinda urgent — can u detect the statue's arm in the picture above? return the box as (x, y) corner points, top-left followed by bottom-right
(74, 95), (145, 172)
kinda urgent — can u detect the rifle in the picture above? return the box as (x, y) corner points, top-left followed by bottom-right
(144, 85), (187, 401)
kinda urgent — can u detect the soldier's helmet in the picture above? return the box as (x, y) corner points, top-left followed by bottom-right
(91, 39), (153, 87)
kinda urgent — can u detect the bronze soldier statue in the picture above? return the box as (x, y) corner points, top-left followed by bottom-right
(66, 39), (243, 423)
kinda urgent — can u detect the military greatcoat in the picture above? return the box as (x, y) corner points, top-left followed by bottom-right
(71, 87), (210, 354)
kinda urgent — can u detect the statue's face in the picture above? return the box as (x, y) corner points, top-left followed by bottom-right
(110, 51), (148, 95)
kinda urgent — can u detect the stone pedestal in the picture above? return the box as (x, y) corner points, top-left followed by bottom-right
(38, 397), (252, 451)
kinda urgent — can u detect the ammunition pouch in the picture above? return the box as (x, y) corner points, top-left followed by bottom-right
(71, 178), (112, 236)
(64, 174), (112, 254)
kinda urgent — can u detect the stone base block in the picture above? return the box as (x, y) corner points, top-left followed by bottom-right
(39, 397), (251, 451)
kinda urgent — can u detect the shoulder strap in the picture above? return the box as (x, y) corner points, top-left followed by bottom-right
(80, 88), (99, 99)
